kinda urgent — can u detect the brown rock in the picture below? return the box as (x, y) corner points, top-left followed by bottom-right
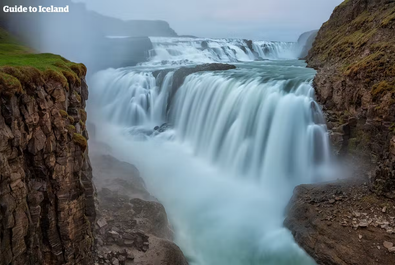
(285, 182), (395, 265)
(0, 70), (94, 264)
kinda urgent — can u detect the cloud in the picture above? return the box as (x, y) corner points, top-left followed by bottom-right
(73, 0), (343, 41)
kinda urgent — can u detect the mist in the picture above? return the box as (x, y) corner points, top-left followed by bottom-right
(73, 0), (343, 41)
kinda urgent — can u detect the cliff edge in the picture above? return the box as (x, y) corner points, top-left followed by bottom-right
(0, 27), (95, 264)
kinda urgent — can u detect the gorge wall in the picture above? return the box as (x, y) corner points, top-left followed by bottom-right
(285, 1), (395, 264)
(307, 0), (395, 197)
(0, 55), (95, 263)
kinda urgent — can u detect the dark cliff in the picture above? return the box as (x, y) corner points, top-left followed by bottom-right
(285, 1), (395, 264)
(307, 0), (395, 197)
(0, 28), (95, 264)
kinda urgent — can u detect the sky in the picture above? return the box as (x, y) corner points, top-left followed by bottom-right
(73, 0), (343, 41)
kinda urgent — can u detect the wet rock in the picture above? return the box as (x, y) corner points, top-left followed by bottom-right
(92, 154), (188, 265)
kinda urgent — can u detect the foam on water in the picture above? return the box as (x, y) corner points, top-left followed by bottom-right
(89, 41), (332, 265)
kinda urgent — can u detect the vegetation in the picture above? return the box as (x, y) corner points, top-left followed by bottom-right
(59, 110), (68, 118)
(79, 109), (87, 123)
(371, 81), (395, 98)
(67, 125), (76, 133)
(68, 115), (75, 124)
(73, 133), (87, 151)
(0, 27), (86, 95)
(309, 1), (395, 103)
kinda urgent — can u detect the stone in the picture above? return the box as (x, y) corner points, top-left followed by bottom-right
(97, 217), (108, 228)
(384, 241), (394, 249)
(111, 257), (119, 265)
(123, 240), (134, 247)
(125, 249), (134, 260)
(359, 220), (369, 228)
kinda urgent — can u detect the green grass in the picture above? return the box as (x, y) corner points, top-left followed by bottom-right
(0, 27), (86, 95)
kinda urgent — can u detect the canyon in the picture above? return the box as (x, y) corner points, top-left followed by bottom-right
(2, 0), (395, 264)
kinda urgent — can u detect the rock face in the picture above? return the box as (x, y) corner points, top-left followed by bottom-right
(90, 152), (188, 265)
(286, 1), (395, 264)
(0, 69), (95, 263)
(306, 0), (395, 197)
(284, 180), (395, 265)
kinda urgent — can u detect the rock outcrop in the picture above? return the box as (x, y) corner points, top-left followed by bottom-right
(153, 63), (236, 112)
(0, 64), (95, 263)
(284, 179), (395, 265)
(90, 150), (189, 265)
(286, 1), (395, 264)
(307, 0), (395, 197)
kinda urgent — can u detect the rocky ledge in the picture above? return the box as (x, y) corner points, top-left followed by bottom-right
(285, 178), (395, 265)
(153, 63), (236, 113)
(90, 150), (188, 265)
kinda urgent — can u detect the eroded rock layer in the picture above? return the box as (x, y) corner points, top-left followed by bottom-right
(307, 0), (395, 197)
(0, 70), (95, 264)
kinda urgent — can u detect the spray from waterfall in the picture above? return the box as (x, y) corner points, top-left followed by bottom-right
(89, 38), (334, 265)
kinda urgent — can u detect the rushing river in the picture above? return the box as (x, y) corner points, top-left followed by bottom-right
(89, 37), (334, 265)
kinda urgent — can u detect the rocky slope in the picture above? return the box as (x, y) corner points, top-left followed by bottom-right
(285, 0), (395, 264)
(89, 142), (189, 265)
(0, 29), (95, 264)
(285, 173), (395, 265)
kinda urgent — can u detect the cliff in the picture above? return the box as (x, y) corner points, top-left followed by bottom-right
(0, 28), (95, 264)
(285, 1), (395, 264)
(307, 0), (395, 197)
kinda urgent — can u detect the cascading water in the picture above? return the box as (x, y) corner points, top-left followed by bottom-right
(89, 38), (333, 265)
(143, 37), (300, 65)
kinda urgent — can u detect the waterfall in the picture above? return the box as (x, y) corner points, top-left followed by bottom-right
(142, 37), (299, 66)
(89, 38), (333, 265)
(91, 62), (331, 186)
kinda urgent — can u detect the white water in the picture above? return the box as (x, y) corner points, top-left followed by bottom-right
(143, 37), (300, 66)
(89, 39), (333, 265)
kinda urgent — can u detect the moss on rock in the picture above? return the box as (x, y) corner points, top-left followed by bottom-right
(73, 133), (87, 151)
(0, 27), (87, 93)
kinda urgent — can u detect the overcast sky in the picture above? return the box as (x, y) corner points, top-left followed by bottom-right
(73, 0), (343, 41)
